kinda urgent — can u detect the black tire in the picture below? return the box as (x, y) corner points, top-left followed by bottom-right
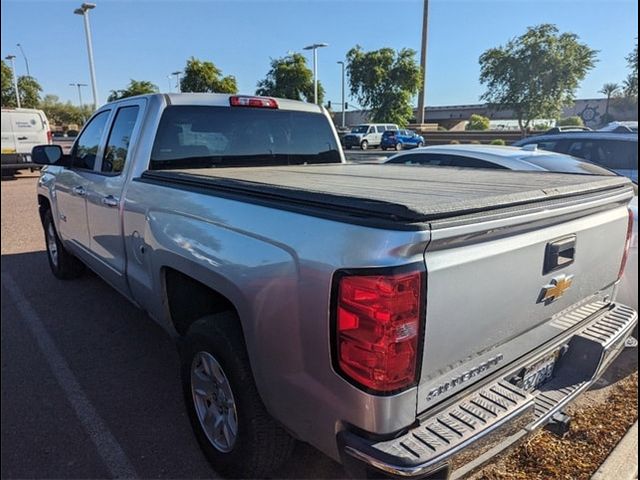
(395, 142), (403, 151)
(417, 141), (424, 148)
(180, 313), (295, 478)
(42, 209), (85, 280)
(345, 145), (352, 150)
(381, 146), (387, 151)
(360, 140), (368, 150)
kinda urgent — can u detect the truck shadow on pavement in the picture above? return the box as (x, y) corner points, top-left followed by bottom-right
(1, 250), (346, 479)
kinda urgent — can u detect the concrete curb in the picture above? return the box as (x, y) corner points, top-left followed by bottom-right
(591, 421), (638, 480)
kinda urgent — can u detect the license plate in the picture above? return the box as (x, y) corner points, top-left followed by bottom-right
(513, 350), (562, 391)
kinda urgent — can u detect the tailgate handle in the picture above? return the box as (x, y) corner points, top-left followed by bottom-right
(544, 235), (576, 274)
(17, 136), (28, 140)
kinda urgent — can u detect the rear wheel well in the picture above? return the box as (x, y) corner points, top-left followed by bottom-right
(164, 268), (238, 336)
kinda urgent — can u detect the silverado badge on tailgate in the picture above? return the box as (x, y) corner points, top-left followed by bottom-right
(540, 274), (574, 303)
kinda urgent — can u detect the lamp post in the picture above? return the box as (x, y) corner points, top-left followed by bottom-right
(74, 3), (99, 109)
(16, 43), (30, 77)
(166, 75), (173, 92)
(303, 43), (328, 104)
(416, 0), (430, 125)
(69, 83), (88, 121)
(5, 55), (20, 108)
(171, 71), (182, 93)
(337, 61), (345, 128)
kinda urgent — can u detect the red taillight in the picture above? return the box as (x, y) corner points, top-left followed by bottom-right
(334, 268), (424, 393)
(618, 207), (635, 279)
(229, 95), (278, 109)
(47, 130), (53, 144)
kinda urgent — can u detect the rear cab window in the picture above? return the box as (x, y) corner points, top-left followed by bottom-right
(102, 106), (140, 174)
(150, 106), (341, 170)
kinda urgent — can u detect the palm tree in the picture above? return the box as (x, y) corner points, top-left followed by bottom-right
(599, 83), (621, 116)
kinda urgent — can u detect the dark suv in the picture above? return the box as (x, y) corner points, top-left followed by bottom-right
(514, 132), (638, 181)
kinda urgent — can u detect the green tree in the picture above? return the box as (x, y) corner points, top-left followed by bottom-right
(1, 60), (14, 106)
(599, 82), (621, 117)
(1, 62), (42, 108)
(180, 57), (237, 94)
(346, 46), (422, 127)
(479, 24), (597, 133)
(490, 139), (506, 145)
(256, 53), (324, 104)
(17, 76), (42, 108)
(465, 114), (490, 131)
(39, 94), (92, 126)
(107, 79), (159, 102)
(624, 40), (638, 99)
(556, 116), (584, 127)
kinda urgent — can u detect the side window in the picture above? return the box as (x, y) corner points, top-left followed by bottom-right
(376, 126), (385, 133)
(532, 140), (559, 152)
(444, 155), (505, 169)
(102, 106), (140, 174)
(367, 126), (375, 134)
(593, 140), (637, 170)
(71, 111), (110, 170)
(566, 140), (587, 159)
(387, 153), (446, 165)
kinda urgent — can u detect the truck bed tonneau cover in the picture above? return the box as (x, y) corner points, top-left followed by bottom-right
(140, 164), (632, 226)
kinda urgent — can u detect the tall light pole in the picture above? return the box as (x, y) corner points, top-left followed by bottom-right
(416, 0), (430, 125)
(337, 61), (345, 128)
(303, 43), (328, 104)
(166, 75), (173, 92)
(171, 71), (182, 93)
(16, 43), (30, 77)
(69, 83), (88, 121)
(74, 3), (99, 109)
(5, 55), (20, 108)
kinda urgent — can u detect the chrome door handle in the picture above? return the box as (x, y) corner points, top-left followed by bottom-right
(17, 136), (28, 140)
(72, 185), (87, 196)
(101, 195), (119, 207)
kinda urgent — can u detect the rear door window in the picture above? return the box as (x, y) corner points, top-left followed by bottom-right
(150, 106), (341, 169)
(376, 126), (385, 133)
(102, 106), (140, 174)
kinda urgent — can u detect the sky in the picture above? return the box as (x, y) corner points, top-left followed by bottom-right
(1, 0), (638, 109)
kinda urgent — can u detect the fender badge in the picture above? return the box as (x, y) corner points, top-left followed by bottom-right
(540, 274), (574, 303)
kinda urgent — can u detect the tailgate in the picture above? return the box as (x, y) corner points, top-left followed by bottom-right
(416, 191), (633, 413)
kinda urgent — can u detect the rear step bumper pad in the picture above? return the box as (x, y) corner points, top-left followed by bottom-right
(339, 303), (638, 479)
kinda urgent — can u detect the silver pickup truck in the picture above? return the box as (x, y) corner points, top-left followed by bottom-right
(32, 93), (637, 479)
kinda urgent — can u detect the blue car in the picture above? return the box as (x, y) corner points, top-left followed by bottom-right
(380, 129), (424, 151)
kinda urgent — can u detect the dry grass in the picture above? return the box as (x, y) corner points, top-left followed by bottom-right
(476, 371), (638, 480)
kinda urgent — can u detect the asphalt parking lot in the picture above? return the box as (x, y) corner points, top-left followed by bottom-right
(0, 172), (344, 479)
(1, 171), (636, 479)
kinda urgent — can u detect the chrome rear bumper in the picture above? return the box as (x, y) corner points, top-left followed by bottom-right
(340, 303), (637, 479)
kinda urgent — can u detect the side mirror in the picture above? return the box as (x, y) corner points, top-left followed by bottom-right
(31, 145), (69, 166)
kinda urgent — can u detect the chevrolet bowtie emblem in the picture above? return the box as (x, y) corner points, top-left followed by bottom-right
(541, 274), (574, 303)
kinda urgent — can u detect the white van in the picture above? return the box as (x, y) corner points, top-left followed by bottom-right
(342, 123), (399, 150)
(1, 108), (52, 174)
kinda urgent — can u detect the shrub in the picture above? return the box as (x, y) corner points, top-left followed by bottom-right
(465, 114), (491, 131)
(556, 116), (584, 127)
(490, 139), (506, 145)
(469, 140), (482, 144)
(450, 140), (461, 144)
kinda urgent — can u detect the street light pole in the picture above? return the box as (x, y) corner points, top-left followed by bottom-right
(5, 55), (20, 108)
(16, 44), (30, 77)
(70, 82), (88, 113)
(172, 71), (182, 93)
(337, 61), (345, 128)
(167, 75), (173, 92)
(416, 0), (430, 125)
(303, 43), (328, 104)
(74, 3), (99, 110)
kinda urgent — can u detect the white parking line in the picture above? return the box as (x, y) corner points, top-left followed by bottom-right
(3, 273), (138, 479)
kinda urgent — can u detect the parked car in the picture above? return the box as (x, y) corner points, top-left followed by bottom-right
(32, 94), (637, 479)
(342, 123), (399, 150)
(544, 125), (592, 134)
(380, 129), (424, 151)
(386, 144), (638, 313)
(598, 121), (638, 133)
(513, 131), (638, 181)
(1, 107), (52, 175)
